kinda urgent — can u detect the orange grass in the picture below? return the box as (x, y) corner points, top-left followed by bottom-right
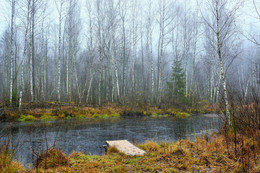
(24, 134), (260, 173)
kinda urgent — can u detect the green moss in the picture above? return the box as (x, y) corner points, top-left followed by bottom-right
(86, 155), (100, 161)
(65, 116), (72, 120)
(91, 114), (118, 119)
(176, 112), (191, 118)
(41, 114), (57, 121)
(111, 113), (121, 118)
(151, 113), (169, 118)
(151, 112), (158, 117)
(75, 114), (87, 119)
(101, 114), (109, 119)
(92, 114), (100, 118)
(18, 115), (36, 122)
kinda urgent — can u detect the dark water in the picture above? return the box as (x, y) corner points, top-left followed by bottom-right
(0, 114), (221, 166)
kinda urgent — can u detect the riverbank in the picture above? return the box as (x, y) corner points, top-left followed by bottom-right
(2, 133), (259, 172)
(1, 102), (218, 122)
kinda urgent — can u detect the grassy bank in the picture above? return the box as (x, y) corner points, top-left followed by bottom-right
(1, 102), (218, 122)
(1, 133), (259, 173)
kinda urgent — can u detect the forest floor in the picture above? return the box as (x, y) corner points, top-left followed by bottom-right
(1, 133), (259, 172)
(1, 102), (219, 122)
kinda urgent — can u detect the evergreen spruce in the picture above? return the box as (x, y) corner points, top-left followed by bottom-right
(167, 57), (185, 102)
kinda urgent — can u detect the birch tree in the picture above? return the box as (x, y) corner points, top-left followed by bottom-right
(17, 0), (32, 104)
(156, 0), (175, 104)
(201, 0), (244, 126)
(55, 0), (66, 103)
(145, 0), (154, 103)
(118, 0), (128, 102)
(9, 0), (16, 105)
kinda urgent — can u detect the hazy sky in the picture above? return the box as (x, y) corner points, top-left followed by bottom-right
(0, 0), (259, 42)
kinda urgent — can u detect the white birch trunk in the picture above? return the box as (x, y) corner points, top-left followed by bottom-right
(29, 23), (34, 102)
(21, 1), (30, 94)
(216, 4), (231, 126)
(57, 2), (63, 103)
(9, 0), (15, 105)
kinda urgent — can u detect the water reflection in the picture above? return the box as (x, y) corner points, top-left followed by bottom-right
(0, 114), (221, 165)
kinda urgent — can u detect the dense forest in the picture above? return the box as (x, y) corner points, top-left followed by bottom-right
(0, 0), (259, 108)
(0, 0), (259, 127)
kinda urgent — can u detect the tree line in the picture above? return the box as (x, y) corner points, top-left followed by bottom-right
(0, 0), (259, 113)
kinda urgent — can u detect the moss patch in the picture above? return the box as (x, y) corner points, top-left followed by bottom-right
(40, 114), (57, 121)
(18, 114), (36, 122)
(176, 112), (191, 118)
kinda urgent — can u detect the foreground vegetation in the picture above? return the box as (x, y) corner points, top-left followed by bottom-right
(1, 98), (259, 172)
(1, 131), (259, 173)
(1, 102), (218, 122)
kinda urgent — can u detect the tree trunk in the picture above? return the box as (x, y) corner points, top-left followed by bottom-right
(9, 0), (15, 105)
(57, 2), (63, 103)
(216, 5), (231, 125)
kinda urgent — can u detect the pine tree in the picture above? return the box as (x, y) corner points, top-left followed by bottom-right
(167, 57), (185, 103)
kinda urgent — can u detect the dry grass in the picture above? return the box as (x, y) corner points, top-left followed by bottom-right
(23, 134), (260, 172)
(139, 141), (161, 152)
(0, 139), (25, 173)
(34, 148), (69, 169)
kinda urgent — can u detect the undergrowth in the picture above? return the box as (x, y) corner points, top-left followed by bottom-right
(0, 138), (25, 173)
(23, 134), (259, 172)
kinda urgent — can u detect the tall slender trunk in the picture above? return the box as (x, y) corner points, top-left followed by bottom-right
(5, 51), (8, 98)
(141, 28), (145, 99)
(158, 30), (164, 104)
(112, 30), (120, 101)
(66, 54), (69, 99)
(9, 0), (15, 105)
(122, 19), (126, 101)
(21, 1), (30, 99)
(57, 2), (63, 103)
(45, 34), (48, 100)
(86, 70), (93, 104)
(150, 29), (154, 103)
(73, 53), (80, 104)
(32, 0), (36, 102)
(29, 19), (33, 102)
(216, 4), (231, 125)
(114, 51), (120, 101)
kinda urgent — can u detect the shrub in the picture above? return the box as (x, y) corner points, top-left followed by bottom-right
(35, 148), (69, 169)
